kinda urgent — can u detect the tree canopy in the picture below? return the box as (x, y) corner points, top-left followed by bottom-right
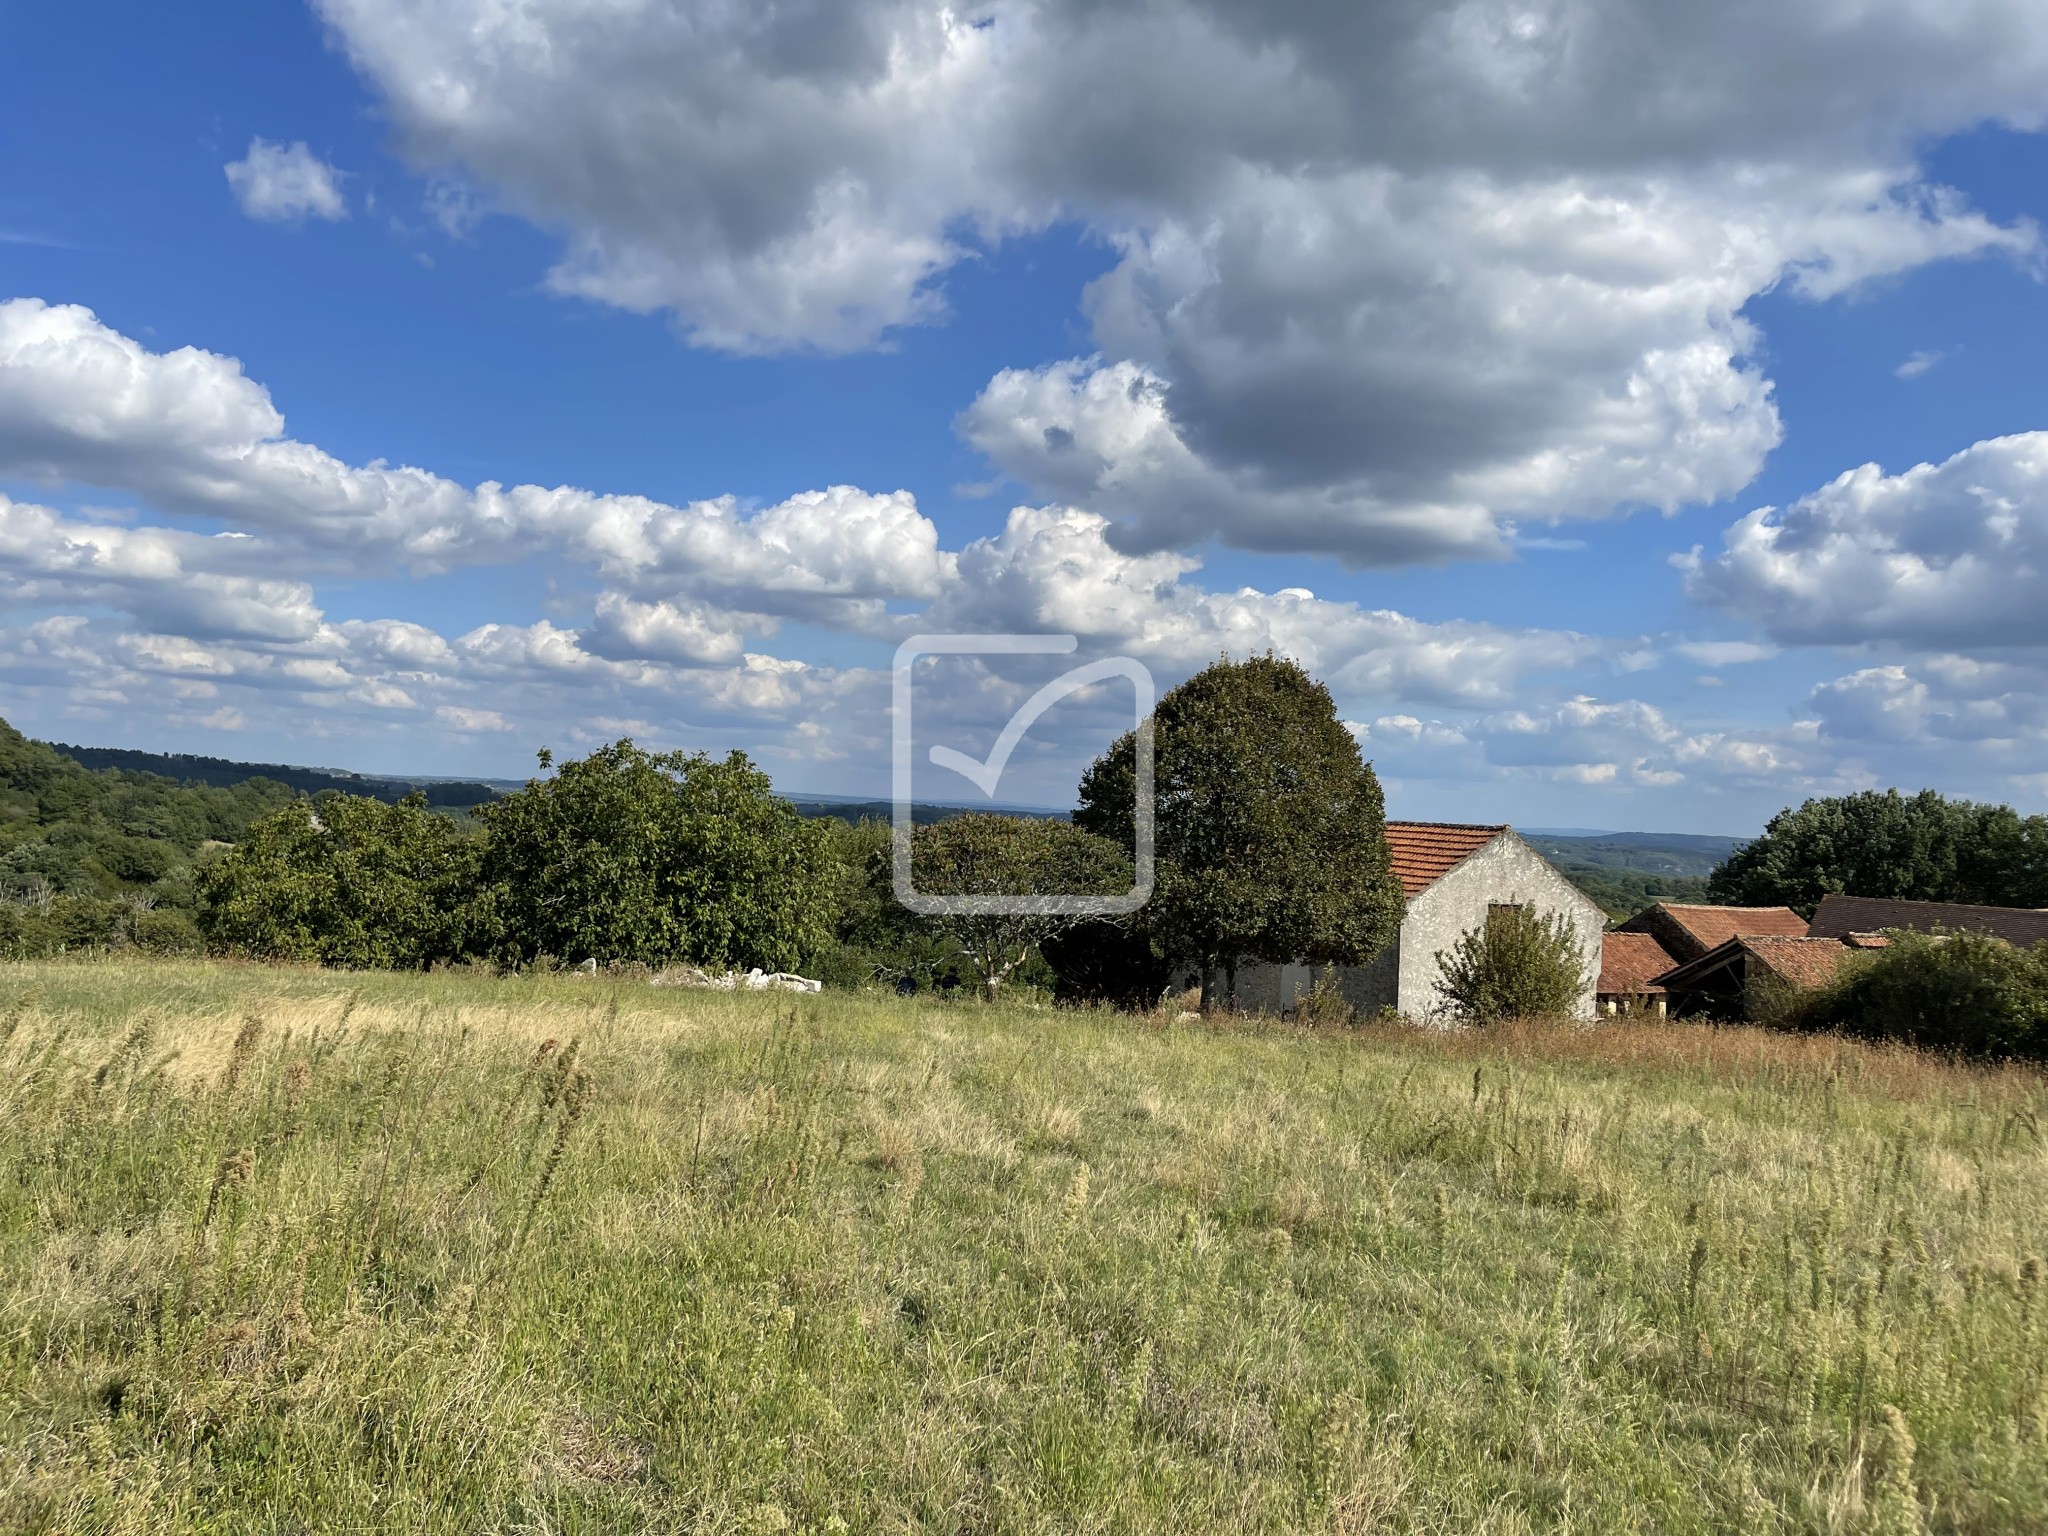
(1076, 654), (1404, 1005)
(199, 793), (482, 967)
(903, 813), (1133, 1001)
(1708, 789), (2048, 914)
(0, 717), (300, 957)
(473, 741), (835, 972)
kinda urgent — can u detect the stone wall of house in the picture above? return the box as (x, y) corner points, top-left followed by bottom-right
(1393, 832), (1605, 1021)
(1225, 830), (1604, 1021)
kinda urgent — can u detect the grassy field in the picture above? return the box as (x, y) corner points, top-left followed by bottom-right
(2, 963), (2045, 1534)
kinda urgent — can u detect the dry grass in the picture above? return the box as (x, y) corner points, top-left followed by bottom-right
(2, 958), (2045, 1534)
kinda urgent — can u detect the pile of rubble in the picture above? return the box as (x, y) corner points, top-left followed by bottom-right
(649, 965), (822, 995)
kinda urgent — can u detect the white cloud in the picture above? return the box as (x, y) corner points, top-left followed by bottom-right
(1684, 431), (2048, 649)
(436, 705), (512, 732)
(0, 299), (954, 620)
(1350, 694), (1839, 798)
(936, 504), (1618, 704)
(224, 139), (349, 224)
(1675, 640), (1778, 666)
(1895, 348), (1946, 378)
(312, 0), (2046, 561)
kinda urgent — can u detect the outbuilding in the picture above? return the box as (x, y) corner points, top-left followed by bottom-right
(1227, 821), (1607, 1021)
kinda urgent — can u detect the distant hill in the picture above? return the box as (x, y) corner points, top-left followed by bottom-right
(47, 743), (506, 808)
(1520, 830), (1744, 879)
(785, 797), (1067, 826)
(1518, 830), (1747, 921)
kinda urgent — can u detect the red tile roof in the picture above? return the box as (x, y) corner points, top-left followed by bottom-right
(1743, 935), (1855, 990)
(1384, 821), (1506, 897)
(1599, 931), (1677, 996)
(1643, 902), (1808, 952)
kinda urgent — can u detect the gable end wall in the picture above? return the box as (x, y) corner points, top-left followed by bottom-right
(1396, 832), (1606, 1021)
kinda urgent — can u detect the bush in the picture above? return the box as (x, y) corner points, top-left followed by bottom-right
(1041, 918), (1173, 1009)
(1800, 931), (2048, 1059)
(473, 742), (834, 973)
(200, 794), (482, 968)
(1435, 906), (1588, 1024)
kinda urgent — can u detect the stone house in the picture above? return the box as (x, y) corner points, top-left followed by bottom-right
(1227, 821), (1607, 1021)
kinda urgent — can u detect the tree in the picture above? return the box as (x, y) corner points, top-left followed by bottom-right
(1076, 655), (1404, 1008)
(903, 814), (1133, 1001)
(199, 792), (481, 967)
(472, 741), (834, 972)
(1799, 930), (2048, 1060)
(1434, 905), (1589, 1024)
(1708, 789), (2048, 914)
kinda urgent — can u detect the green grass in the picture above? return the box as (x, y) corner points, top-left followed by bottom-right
(3, 960), (2046, 1533)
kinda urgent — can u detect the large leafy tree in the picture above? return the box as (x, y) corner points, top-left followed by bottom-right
(1708, 789), (2048, 913)
(473, 741), (834, 971)
(1076, 655), (1404, 1007)
(199, 792), (481, 967)
(902, 813), (1133, 1001)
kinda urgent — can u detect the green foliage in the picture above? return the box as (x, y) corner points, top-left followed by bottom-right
(1709, 788), (2048, 913)
(1799, 930), (2048, 1059)
(4, 962), (2048, 1530)
(905, 813), (1133, 1000)
(1077, 655), (1404, 1004)
(1435, 904), (1590, 1023)
(473, 741), (834, 972)
(1560, 866), (1713, 921)
(806, 817), (962, 992)
(1040, 917), (1173, 1009)
(50, 741), (502, 806)
(0, 717), (299, 956)
(199, 793), (483, 967)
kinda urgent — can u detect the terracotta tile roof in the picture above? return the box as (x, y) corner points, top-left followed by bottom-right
(1654, 934), (1851, 994)
(1808, 895), (2048, 949)
(1600, 931), (1676, 996)
(1383, 821), (1506, 897)
(1743, 935), (1855, 991)
(1619, 902), (1808, 960)
(1600, 931), (1678, 995)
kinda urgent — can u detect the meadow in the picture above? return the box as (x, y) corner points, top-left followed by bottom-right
(2, 961), (2045, 1533)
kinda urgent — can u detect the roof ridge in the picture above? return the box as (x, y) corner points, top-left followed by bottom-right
(1384, 819), (1509, 831)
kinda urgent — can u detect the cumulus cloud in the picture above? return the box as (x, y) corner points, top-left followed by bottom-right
(1351, 695), (1836, 797)
(313, 0), (2046, 561)
(935, 505), (1620, 704)
(224, 139), (349, 224)
(0, 299), (953, 620)
(1684, 432), (2048, 649)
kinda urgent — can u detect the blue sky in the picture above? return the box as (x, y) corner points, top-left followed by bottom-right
(5, 2), (2048, 834)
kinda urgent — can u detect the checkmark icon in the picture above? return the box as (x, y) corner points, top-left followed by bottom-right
(928, 656), (1143, 799)
(890, 633), (1157, 917)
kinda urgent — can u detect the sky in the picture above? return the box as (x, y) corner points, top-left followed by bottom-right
(5, 2), (2048, 834)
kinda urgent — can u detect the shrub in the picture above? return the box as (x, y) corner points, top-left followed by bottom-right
(473, 742), (834, 973)
(1801, 930), (2048, 1059)
(1041, 918), (1173, 1009)
(200, 793), (482, 967)
(1435, 905), (1588, 1023)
